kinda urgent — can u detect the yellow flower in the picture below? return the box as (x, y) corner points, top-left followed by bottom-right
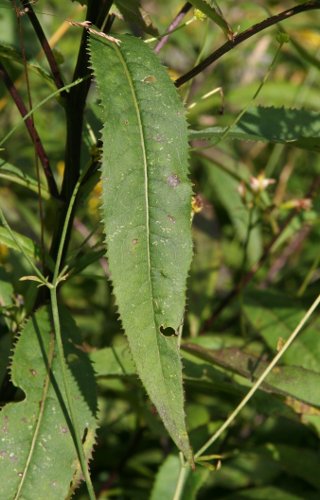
(194, 9), (207, 22)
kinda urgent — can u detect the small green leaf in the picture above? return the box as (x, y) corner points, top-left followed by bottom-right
(190, 106), (320, 152)
(0, 306), (97, 499)
(89, 34), (193, 462)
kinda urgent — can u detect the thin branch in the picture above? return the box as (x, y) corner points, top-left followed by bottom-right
(0, 61), (59, 198)
(154, 2), (192, 53)
(18, 0), (65, 92)
(196, 292), (320, 459)
(175, 1), (320, 87)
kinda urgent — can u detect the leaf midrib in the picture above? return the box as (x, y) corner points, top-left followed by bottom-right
(111, 43), (172, 389)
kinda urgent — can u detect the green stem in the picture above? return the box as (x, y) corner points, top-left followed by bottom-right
(53, 174), (82, 282)
(195, 293), (320, 459)
(172, 454), (190, 500)
(49, 287), (96, 500)
(48, 169), (96, 498)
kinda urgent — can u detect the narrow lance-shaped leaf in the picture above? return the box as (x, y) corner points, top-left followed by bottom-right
(0, 306), (97, 499)
(190, 106), (320, 152)
(89, 34), (193, 462)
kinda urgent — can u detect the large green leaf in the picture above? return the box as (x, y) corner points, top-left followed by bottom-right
(182, 342), (320, 408)
(89, 34), (193, 462)
(190, 106), (320, 152)
(0, 306), (97, 499)
(91, 338), (296, 420)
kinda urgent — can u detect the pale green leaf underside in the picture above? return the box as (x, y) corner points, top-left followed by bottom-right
(190, 106), (320, 152)
(89, 34), (193, 461)
(0, 306), (97, 499)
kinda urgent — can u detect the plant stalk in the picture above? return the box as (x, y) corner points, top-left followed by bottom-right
(195, 293), (320, 459)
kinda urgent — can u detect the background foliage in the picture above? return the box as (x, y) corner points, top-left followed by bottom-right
(0, 1), (320, 498)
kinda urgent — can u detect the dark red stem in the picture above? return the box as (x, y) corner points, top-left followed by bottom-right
(18, 0), (65, 92)
(175, 1), (320, 87)
(0, 61), (59, 198)
(155, 2), (192, 53)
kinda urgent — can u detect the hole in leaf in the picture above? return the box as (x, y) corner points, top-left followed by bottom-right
(160, 325), (176, 337)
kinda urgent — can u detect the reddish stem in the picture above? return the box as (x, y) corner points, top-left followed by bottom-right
(0, 62), (59, 198)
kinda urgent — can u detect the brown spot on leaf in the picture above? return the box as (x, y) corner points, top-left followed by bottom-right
(167, 215), (176, 224)
(142, 75), (157, 84)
